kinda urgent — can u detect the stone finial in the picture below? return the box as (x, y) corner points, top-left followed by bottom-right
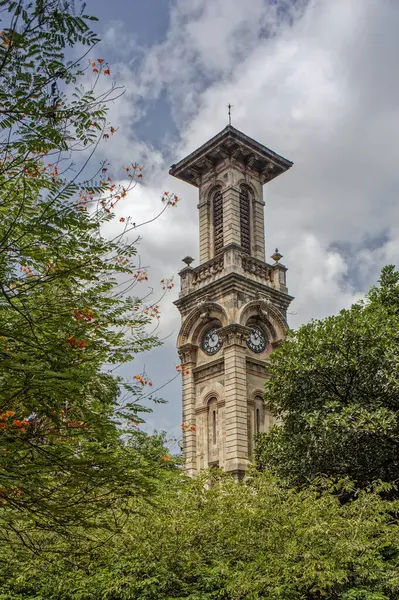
(271, 248), (283, 263)
(182, 256), (194, 267)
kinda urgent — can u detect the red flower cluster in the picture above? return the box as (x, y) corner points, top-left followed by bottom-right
(134, 269), (148, 282)
(13, 419), (30, 433)
(124, 163), (143, 181)
(133, 375), (153, 387)
(91, 58), (111, 75)
(0, 411), (15, 420)
(181, 423), (196, 432)
(176, 364), (190, 375)
(20, 264), (34, 278)
(67, 336), (86, 348)
(72, 307), (94, 322)
(160, 277), (174, 290)
(144, 305), (160, 319)
(161, 191), (179, 207)
(23, 163), (41, 178)
(0, 412), (31, 433)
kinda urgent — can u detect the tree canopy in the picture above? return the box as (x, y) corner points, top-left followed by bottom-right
(255, 266), (399, 488)
(0, 0), (179, 554)
(1, 471), (399, 599)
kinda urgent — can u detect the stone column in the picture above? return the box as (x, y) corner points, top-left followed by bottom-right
(271, 262), (288, 295)
(252, 198), (266, 261)
(221, 324), (251, 479)
(178, 343), (198, 476)
(198, 200), (210, 263)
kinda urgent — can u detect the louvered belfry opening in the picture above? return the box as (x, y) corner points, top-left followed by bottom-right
(240, 186), (251, 254)
(213, 188), (223, 255)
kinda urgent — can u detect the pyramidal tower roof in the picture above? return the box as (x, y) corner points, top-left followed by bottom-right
(169, 124), (293, 187)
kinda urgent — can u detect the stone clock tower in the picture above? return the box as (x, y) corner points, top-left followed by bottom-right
(170, 125), (293, 479)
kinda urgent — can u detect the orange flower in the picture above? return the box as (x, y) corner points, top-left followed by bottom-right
(92, 67), (99, 73)
(190, 425), (197, 431)
(97, 58), (104, 63)
(91, 61), (96, 67)
(0, 423), (8, 429)
(13, 420), (22, 428)
(5, 411), (15, 417)
(119, 217), (125, 222)
(104, 68), (111, 75)
(161, 455), (171, 462)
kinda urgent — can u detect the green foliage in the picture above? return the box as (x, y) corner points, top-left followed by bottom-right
(255, 266), (399, 488)
(1, 471), (399, 599)
(0, 0), (177, 554)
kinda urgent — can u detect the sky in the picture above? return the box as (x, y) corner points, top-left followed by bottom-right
(82, 0), (399, 440)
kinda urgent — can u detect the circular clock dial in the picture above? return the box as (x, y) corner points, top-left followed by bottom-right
(203, 328), (222, 355)
(247, 327), (267, 353)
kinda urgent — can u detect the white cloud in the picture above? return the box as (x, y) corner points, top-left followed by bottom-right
(91, 0), (399, 432)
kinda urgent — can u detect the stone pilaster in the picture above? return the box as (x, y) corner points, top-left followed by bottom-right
(220, 324), (251, 477)
(252, 199), (266, 261)
(178, 343), (198, 476)
(198, 200), (210, 263)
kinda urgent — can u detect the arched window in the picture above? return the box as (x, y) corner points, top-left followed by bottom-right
(207, 397), (219, 465)
(254, 395), (264, 434)
(239, 185), (251, 254)
(212, 188), (223, 256)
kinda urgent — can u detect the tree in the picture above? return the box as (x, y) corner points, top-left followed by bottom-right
(0, 0), (179, 554)
(255, 266), (399, 488)
(1, 471), (399, 599)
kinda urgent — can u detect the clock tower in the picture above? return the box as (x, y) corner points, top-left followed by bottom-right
(171, 125), (293, 479)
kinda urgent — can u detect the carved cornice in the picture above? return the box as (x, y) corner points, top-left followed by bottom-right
(178, 343), (198, 364)
(169, 125), (293, 188)
(175, 271), (293, 315)
(220, 323), (251, 347)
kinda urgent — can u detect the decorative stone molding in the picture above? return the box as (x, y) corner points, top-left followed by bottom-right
(178, 343), (198, 364)
(220, 323), (251, 347)
(241, 254), (271, 282)
(202, 390), (222, 405)
(178, 302), (228, 345)
(197, 295), (212, 320)
(192, 255), (224, 286)
(239, 299), (288, 338)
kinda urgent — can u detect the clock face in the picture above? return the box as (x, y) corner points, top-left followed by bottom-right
(203, 328), (222, 355)
(247, 327), (267, 354)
